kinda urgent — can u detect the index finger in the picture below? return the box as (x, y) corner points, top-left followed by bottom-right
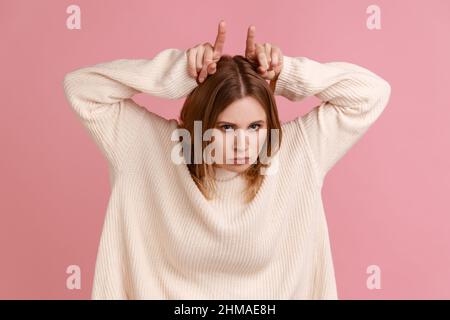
(245, 25), (256, 57)
(213, 20), (226, 59)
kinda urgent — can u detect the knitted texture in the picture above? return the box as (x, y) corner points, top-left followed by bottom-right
(63, 48), (391, 299)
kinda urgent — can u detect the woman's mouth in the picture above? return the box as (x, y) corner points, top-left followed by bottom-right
(231, 157), (250, 164)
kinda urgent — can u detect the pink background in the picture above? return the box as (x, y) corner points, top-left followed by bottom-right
(1, 0), (449, 299)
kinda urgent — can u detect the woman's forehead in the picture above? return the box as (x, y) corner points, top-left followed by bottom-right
(216, 97), (267, 123)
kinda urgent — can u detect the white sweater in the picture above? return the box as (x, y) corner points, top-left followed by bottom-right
(62, 48), (391, 300)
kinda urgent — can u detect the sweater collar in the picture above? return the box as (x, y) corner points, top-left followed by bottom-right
(213, 166), (242, 182)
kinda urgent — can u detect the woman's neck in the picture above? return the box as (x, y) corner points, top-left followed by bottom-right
(213, 166), (242, 182)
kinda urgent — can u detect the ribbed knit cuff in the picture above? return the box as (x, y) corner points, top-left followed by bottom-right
(165, 49), (199, 99)
(273, 55), (314, 100)
(273, 55), (298, 97)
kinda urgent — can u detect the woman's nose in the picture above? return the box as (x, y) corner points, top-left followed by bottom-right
(233, 129), (249, 152)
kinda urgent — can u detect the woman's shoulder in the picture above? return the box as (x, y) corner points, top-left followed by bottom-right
(278, 116), (323, 188)
(280, 116), (308, 154)
(140, 108), (179, 137)
(137, 108), (180, 155)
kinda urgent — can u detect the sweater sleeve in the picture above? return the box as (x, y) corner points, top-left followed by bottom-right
(62, 48), (198, 171)
(274, 55), (391, 182)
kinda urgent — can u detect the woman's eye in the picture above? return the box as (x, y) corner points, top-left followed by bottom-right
(248, 124), (261, 131)
(220, 124), (261, 132)
(221, 125), (234, 132)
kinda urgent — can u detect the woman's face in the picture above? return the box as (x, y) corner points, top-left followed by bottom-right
(211, 96), (268, 173)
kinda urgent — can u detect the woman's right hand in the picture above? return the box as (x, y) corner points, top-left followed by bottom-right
(187, 20), (226, 84)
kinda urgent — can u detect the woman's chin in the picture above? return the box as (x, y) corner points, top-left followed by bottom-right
(220, 163), (252, 173)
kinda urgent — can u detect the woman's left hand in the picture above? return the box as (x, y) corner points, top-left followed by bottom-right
(244, 25), (284, 83)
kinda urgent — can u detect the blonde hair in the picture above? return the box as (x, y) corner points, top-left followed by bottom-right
(178, 54), (283, 203)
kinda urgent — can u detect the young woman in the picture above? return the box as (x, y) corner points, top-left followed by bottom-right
(63, 20), (391, 300)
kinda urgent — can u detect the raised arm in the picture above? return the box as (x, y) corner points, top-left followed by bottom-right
(62, 48), (198, 171)
(274, 55), (391, 182)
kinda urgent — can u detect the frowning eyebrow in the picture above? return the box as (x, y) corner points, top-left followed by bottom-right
(216, 120), (265, 126)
